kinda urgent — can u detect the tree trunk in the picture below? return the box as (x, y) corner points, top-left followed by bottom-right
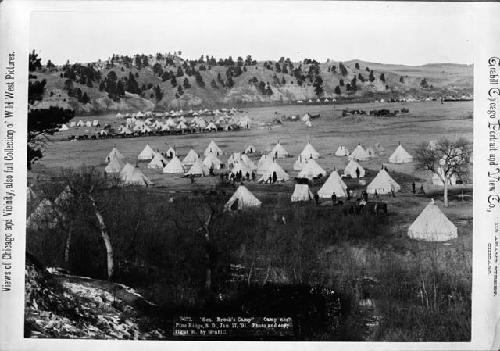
(444, 180), (449, 207)
(64, 228), (72, 265)
(89, 192), (114, 279)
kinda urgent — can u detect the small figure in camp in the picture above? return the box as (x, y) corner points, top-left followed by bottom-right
(252, 171), (256, 181)
(374, 190), (379, 198)
(346, 187), (351, 200)
(362, 190), (368, 202)
(355, 167), (360, 179)
(419, 185), (425, 194)
(272, 171), (278, 184)
(190, 174), (195, 184)
(314, 193), (320, 205)
(412, 182), (416, 194)
(331, 193), (337, 206)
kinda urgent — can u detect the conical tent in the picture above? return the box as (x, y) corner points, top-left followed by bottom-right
(120, 164), (153, 186)
(230, 160), (252, 178)
(291, 184), (314, 202)
(148, 152), (167, 169)
(105, 147), (125, 163)
(408, 199), (457, 241)
(293, 155), (308, 171)
(257, 155), (274, 174)
(186, 159), (209, 176)
(182, 149), (199, 166)
(270, 142), (289, 158)
(318, 170), (348, 198)
(298, 159), (326, 180)
(203, 153), (223, 170)
(245, 145), (256, 154)
(349, 144), (370, 161)
(204, 140), (223, 156)
(138, 144), (155, 160)
(300, 142), (320, 160)
(163, 156), (185, 174)
(344, 160), (365, 178)
(105, 156), (125, 174)
(389, 144), (413, 164)
(335, 146), (349, 156)
(366, 169), (401, 195)
(259, 161), (289, 182)
(166, 147), (176, 158)
(228, 152), (243, 166)
(59, 124), (69, 131)
(224, 185), (262, 211)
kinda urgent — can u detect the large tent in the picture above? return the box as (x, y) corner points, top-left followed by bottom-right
(203, 153), (223, 170)
(120, 163), (153, 186)
(257, 155), (274, 174)
(148, 152), (167, 169)
(105, 147), (125, 163)
(224, 185), (262, 211)
(138, 144), (155, 160)
(408, 199), (458, 241)
(259, 161), (290, 182)
(318, 170), (348, 198)
(186, 159), (210, 176)
(204, 140), (223, 156)
(300, 142), (320, 160)
(343, 160), (366, 178)
(270, 142), (289, 159)
(105, 156), (125, 174)
(291, 184), (314, 202)
(297, 159), (326, 180)
(241, 155), (257, 171)
(182, 149), (199, 166)
(366, 169), (401, 195)
(349, 144), (370, 161)
(389, 144), (413, 164)
(162, 156), (185, 174)
(335, 145), (349, 156)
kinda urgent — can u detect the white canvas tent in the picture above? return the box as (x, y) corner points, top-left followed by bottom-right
(230, 160), (252, 178)
(366, 169), (401, 195)
(59, 124), (69, 131)
(293, 155), (308, 171)
(224, 185), (262, 211)
(148, 152), (167, 169)
(105, 156), (125, 174)
(300, 142), (320, 160)
(162, 156), (185, 174)
(291, 184), (314, 202)
(344, 160), (365, 178)
(318, 170), (347, 198)
(203, 153), (223, 170)
(257, 155), (274, 174)
(408, 199), (458, 241)
(244, 145), (256, 154)
(186, 159), (209, 176)
(182, 149), (199, 166)
(270, 142), (289, 159)
(297, 159), (326, 180)
(204, 140), (223, 156)
(166, 147), (176, 158)
(259, 161), (289, 182)
(335, 145), (349, 156)
(349, 144), (370, 161)
(105, 147), (125, 163)
(389, 144), (413, 164)
(138, 144), (155, 160)
(120, 163), (153, 186)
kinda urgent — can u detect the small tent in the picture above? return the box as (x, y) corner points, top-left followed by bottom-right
(224, 185), (262, 211)
(408, 199), (458, 241)
(335, 146), (349, 156)
(120, 163), (153, 186)
(291, 184), (314, 202)
(166, 147), (176, 158)
(389, 144), (413, 164)
(318, 170), (348, 198)
(270, 142), (289, 159)
(257, 155), (274, 174)
(241, 155), (257, 171)
(244, 145), (256, 154)
(293, 155), (308, 171)
(344, 160), (365, 178)
(349, 144), (370, 161)
(297, 159), (326, 180)
(105, 156), (125, 174)
(186, 159), (210, 176)
(138, 144), (155, 160)
(300, 142), (320, 160)
(204, 140), (223, 156)
(59, 124), (69, 131)
(230, 160), (252, 179)
(105, 147), (125, 163)
(182, 149), (199, 166)
(203, 153), (223, 170)
(162, 156), (185, 174)
(366, 169), (401, 195)
(148, 152), (167, 169)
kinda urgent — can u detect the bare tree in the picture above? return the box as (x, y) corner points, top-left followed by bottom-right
(415, 138), (472, 207)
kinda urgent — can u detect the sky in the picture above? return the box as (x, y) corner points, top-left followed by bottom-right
(29, 2), (474, 66)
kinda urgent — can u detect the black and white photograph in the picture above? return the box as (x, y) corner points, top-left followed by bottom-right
(3, 1), (500, 349)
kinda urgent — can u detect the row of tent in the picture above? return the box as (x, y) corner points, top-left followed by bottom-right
(115, 107), (240, 119)
(59, 120), (100, 130)
(224, 185), (457, 242)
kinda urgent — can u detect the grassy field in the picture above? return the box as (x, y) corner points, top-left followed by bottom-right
(28, 100), (473, 341)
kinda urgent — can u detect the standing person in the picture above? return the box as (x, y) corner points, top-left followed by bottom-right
(355, 167), (360, 178)
(346, 187), (351, 200)
(419, 184), (425, 194)
(331, 193), (337, 206)
(273, 171), (278, 184)
(412, 182), (416, 194)
(314, 193), (320, 206)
